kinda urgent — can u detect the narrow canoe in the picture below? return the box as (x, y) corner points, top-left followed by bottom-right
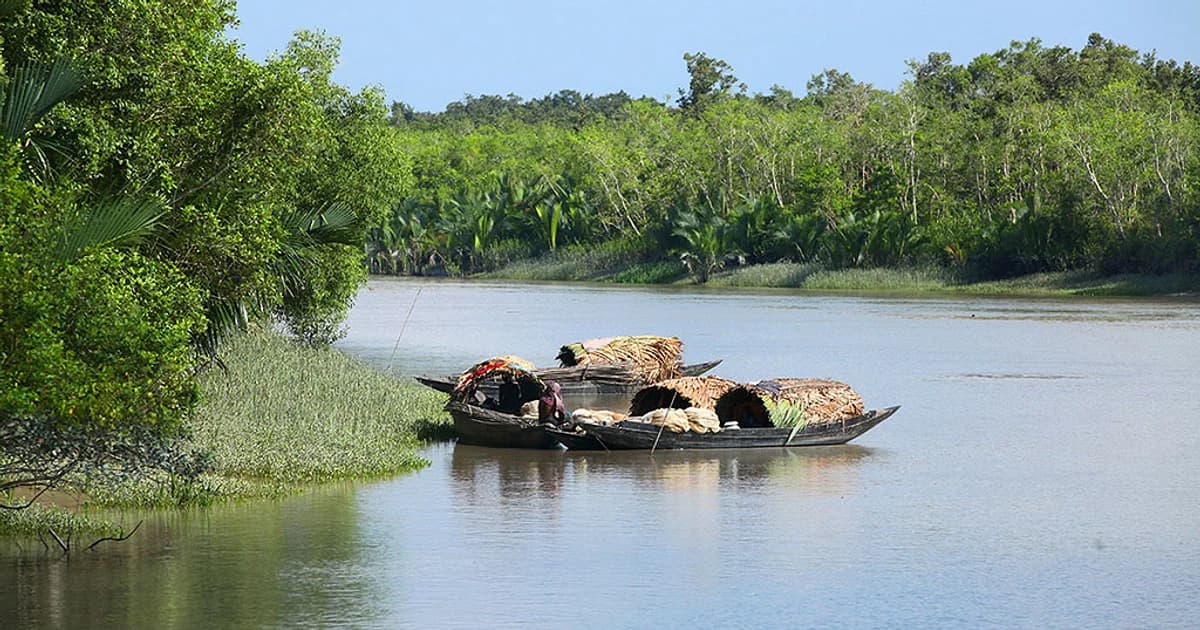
(445, 400), (560, 449)
(416, 359), (723, 396)
(574, 406), (900, 450)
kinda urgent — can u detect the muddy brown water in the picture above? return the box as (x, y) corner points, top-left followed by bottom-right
(4, 279), (1200, 628)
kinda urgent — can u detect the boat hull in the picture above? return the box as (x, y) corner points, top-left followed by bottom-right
(575, 406), (900, 450)
(446, 400), (560, 449)
(544, 428), (606, 451)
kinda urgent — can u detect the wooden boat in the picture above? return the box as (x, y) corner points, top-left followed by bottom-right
(544, 427), (605, 451)
(572, 406), (900, 450)
(416, 359), (723, 396)
(445, 400), (561, 449)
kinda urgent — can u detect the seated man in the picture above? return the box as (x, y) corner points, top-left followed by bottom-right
(538, 381), (567, 426)
(497, 374), (523, 415)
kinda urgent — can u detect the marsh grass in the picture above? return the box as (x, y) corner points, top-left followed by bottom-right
(486, 239), (650, 281)
(957, 271), (1200, 296)
(612, 260), (688, 284)
(88, 331), (449, 509)
(802, 266), (960, 291)
(0, 503), (120, 538)
(486, 249), (1197, 297)
(193, 332), (446, 482)
(705, 262), (824, 288)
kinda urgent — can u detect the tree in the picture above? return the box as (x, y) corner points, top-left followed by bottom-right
(1, 2), (413, 507)
(677, 52), (745, 112)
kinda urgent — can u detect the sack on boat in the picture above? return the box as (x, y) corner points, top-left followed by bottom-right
(642, 407), (690, 433)
(684, 407), (721, 433)
(571, 408), (627, 426)
(521, 400), (539, 418)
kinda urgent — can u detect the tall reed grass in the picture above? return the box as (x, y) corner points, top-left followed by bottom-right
(801, 266), (959, 291)
(705, 263), (824, 288)
(89, 331), (449, 508)
(956, 271), (1200, 296)
(485, 239), (650, 281)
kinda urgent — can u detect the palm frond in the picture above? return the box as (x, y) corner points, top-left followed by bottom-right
(280, 202), (360, 249)
(54, 197), (165, 262)
(22, 136), (74, 183)
(273, 203), (360, 298)
(0, 0), (30, 17)
(193, 298), (252, 361)
(2, 58), (83, 140)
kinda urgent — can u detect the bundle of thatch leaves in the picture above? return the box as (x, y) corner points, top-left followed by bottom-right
(629, 376), (739, 416)
(556, 335), (684, 383)
(715, 379), (864, 429)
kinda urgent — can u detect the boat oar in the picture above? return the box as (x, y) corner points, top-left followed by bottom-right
(385, 286), (422, 372)
(650, 390), (678, 454)
(650, 423), (665, 454)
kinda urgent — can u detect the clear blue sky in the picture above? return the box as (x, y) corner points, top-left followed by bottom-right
(230, 0), (1199, 112)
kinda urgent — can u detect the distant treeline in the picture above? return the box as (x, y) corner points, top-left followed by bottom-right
(374, 35), (1200, 281)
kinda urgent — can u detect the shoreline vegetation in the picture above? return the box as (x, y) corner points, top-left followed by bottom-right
(478, 249), (1200, 297)
(0, 332), (450, 538)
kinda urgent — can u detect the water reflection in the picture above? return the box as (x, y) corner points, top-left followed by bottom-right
(1, 487), (384, 629)
(449, 443), (873, 502)
(451, 446), (568, 517)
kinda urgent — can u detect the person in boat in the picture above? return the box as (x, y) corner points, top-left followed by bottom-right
(497, 374), (523, 415)
(538, 381), (567, 426)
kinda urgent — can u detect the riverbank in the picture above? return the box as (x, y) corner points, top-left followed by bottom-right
(1, 332), (449, 538)
(480, 248), (1199, 297)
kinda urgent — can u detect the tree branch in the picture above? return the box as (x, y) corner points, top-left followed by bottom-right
(86, 520), (144, 551)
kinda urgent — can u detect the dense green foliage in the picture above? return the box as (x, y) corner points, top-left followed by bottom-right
(375, 35), (1199, 282)
(1, 1), (408, 507)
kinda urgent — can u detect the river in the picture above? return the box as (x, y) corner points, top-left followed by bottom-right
(4, 278), (1200, 628)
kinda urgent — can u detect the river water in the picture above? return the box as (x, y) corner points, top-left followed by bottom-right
(4, 278), (1200, 628)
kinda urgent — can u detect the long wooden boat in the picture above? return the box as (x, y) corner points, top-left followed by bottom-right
(543, 427), (605, 451)
(416, 359), (723, 396)
(573, 406), (900, 450)
(445, 400), (561, 449)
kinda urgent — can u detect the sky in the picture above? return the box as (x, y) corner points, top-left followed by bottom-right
(230, 0), (1199, 112)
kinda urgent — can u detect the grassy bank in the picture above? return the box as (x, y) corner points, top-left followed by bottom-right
(2, 331), (449, 537)
(484, 249), (1199, 296)
(480, 238), (658, 282)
